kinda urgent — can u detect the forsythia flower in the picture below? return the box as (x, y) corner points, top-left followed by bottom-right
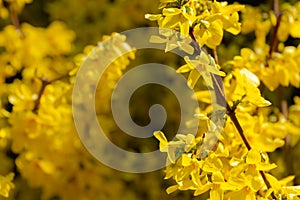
(224, 67), (271, 107)
(149, 29), (195, 54)
(177, 52), (225, 89)
(277, 2), (300, 41)
(0, 173), (14, 198)
(241, 5), (272, 48)
(0, 0), (32, 18)
(230, 46), (300, 91)
(146, 1), (197, 36)
(149, 1), (300, 199)
(146, 0), (244, 49)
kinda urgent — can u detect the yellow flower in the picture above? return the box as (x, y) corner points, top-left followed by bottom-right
(154, 131), (200, 164)
(240, 5), (271, 48)
(177, 52), (225, 89)
(224, 68), (271, 108)
(230, 46), (300, 92)
(0, 173), (14, 198)
(0, 0), (32, 17)
(193, 19), (223, 49)
(149, 29), (194, 54)
(146, 2), (196, 36)
(193, 1), (243, 49)
(266, 174), (300, 198)
(210, 2), (244, 35)
(277, 2), (300, 42)
(246, 149), (277, 171)
(161, 5), (196, 36)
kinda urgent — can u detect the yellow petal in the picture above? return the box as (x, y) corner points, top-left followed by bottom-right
(194, 90), (211, 103)
(182, 154), (192, 167)
(187, 69), (201, 89)
(167, 141), (184, 163)
(176, 64), (194, 73)
(163, 8), (181, 16)
(252, 97), (272, 107)
(203, 156), (223, 172)
(38, 160), (55, 174)
(290, 21), (300, 38)
(166, 185), (178, 194)
(240, 68), (260, 87)
(165, 42), (178, 52)
(206, 20), (223, 49)
(266, 174), (281, 192)
(212, 171), (224, 183)
(154, 131), (168, 151)
(279, 176), (295, 186)
(249, 176), (264, 192)
(255, 163), (277, 171)
(194, 184), (211, 196)
(281, 186), (300, 195)
(246, 149), (261, 164)
(179, 20), (190, 36)
(210, 185), (223, 200)
(179, 42), (194, 55)
(149, 35), (166, 43)
(0, 173), (14, 198)
(145, 14), (162, 21)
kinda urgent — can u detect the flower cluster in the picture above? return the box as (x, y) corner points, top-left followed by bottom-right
(147, 0), (300, 199)
(1, 0), (300, 199)
(0, 0), (32, 18)
(146, 0), (244, 49)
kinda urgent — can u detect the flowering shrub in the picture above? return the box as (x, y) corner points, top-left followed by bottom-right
(0, 0), (300, 200)
(146, 0), (300, 199)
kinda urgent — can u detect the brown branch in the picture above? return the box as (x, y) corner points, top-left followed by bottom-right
(33, 73), (70, 113)
(33, 78), (49, 113)
(268, 14), (282, 58)
(259, 171), (274, 198)
(213, 48), (219, 65)
(48, 73), (70, 84)
(226, 103), (251, 150)
(8, 7), (25, 37)
(268, 0), (283, 59)
(273, 0), (280, 17)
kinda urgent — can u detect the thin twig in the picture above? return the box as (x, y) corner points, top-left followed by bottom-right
(268, 0), (283, 60)
(226, 103), (251, 150)
(213, 48), (219, 65)
(268, 14), (282, 58)
(33, 78), (49, 113)
(9, 8), (25, 37)
(33, 73), (70, 113)
(273, 0), (280, 17)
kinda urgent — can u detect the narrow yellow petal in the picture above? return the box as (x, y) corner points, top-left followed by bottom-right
(166, 185), (178, 194)
(246, 149), (261, 164)
(154, 131), (169, 151)
(176, 64), (194, 73)
(163, 8), (181, 16)
(145, 14), (162, 21)
(187, 69), (200, 88)
(210, 185), (223, 200)
(182, 154), (192, 167)
(149, 35), (166, 44)
(179, 42), (194, 55)
(266, 174), (281, 192)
